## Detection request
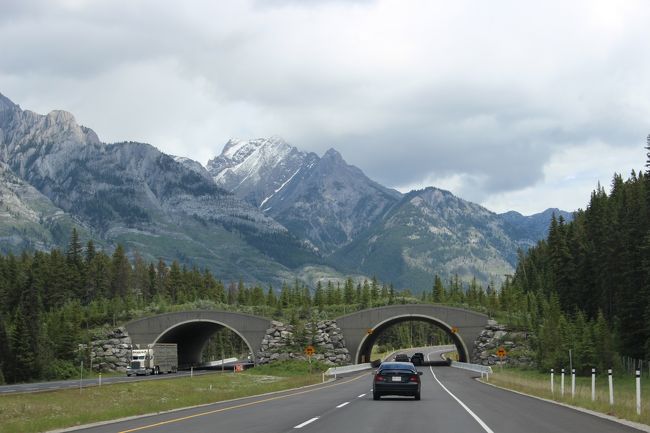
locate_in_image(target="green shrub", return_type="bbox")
[43,359,79,380]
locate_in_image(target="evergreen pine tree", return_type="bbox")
[314,281,325,311]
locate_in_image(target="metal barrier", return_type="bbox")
[325,363,373,377]
[451,360,493,374]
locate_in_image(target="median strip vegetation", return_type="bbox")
[0,361,327,433]
[483,367,650,426]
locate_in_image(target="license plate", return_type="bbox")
[391,376,401,382]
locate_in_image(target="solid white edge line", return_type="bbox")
[336,402,350,408]
[358,393,366,398]
[294,417,319,428]
[427,353,495,433]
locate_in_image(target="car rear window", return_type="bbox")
[379,363,416,373]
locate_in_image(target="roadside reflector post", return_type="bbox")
[591,368,596,401]
[191,366,194,378]
[551,369,554,395]
[637,370,642,415]
[99,372,102,387]
[561,368,565,397]
[571,369,575,399]
[608,369,614,405]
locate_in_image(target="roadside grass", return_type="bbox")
[484,366,650,426]
[371,347,395,361]
[0,364,324,433]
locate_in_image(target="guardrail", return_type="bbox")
[325,363,373,378]
[450,360,493,375]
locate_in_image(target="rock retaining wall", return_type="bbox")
[258,320,350,365]
[90,326,132,372]
[472,320,534,367]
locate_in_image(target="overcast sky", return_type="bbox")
[1,0,649,215]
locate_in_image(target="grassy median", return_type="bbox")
[0,361,328,433]
[484,367,650,426]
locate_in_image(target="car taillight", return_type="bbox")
[409,375,419,382]
[375,374,385,382]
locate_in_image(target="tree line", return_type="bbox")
[509,137,650,369]
[3,137,647,383]
[0,226,527,384]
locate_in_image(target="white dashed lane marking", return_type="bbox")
[294,417,319,428]
[336,402,350,408]
[358,393,366,398]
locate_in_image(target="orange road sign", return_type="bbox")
[305,345,315,356]
[496,347,507,358]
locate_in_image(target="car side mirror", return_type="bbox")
[418,371,423,376]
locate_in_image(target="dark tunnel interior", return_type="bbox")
[156,321,252,368]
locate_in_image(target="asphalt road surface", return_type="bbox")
[0,364,243,395]
[69,346,643,433]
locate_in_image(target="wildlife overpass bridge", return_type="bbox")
[125,305,488,366]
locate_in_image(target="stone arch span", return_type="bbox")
[335,304,488,364]
[125,311,271,368]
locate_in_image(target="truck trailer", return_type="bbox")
[126,343,178,376]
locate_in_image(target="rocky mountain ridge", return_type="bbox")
[0,92,570,289]
[208,137,401,253]
[0,93,318,284]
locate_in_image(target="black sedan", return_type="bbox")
[410,352,425,365]
[373,362,422,400]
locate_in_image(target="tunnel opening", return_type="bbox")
[357,315,469,364]
[154,320,254,369]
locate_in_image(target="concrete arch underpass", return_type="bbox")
[124,305,488,367]
[125,311,271,368]
[355,314,470,363]
[335,304,488,364]
[154,320,252,368]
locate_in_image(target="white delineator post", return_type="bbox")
[561,368,565,397]
[608,369,614,405]
[591,368,596,401]
[636,370,641,415]
[551,369,554,395]
[571,368,575,399]
[99,372,102,387]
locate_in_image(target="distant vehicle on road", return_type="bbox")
[410,352,425,365]
[373,362,422,400]
[394,353,410,362]
[126,343,178,376]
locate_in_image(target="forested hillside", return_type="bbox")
[510,137,650,365]
[2,138,646,384]
[0,227,527,384]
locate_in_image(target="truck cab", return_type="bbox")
[126,349,152,376]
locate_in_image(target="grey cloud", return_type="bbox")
[1,0,649,213]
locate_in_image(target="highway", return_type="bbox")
[0,362,244,395]
[69,346,644,433]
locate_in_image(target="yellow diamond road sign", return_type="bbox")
[497,347,507,358]
[305,345,315,356]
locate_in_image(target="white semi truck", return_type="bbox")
[126,343,178,376]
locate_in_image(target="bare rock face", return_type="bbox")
[208,137,401,255]
[0,93,317,285]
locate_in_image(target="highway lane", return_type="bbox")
[0,368,235,395]
[70,346,644,433]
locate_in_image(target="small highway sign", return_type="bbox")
[305,345,315,356]
[496,347,507,358]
